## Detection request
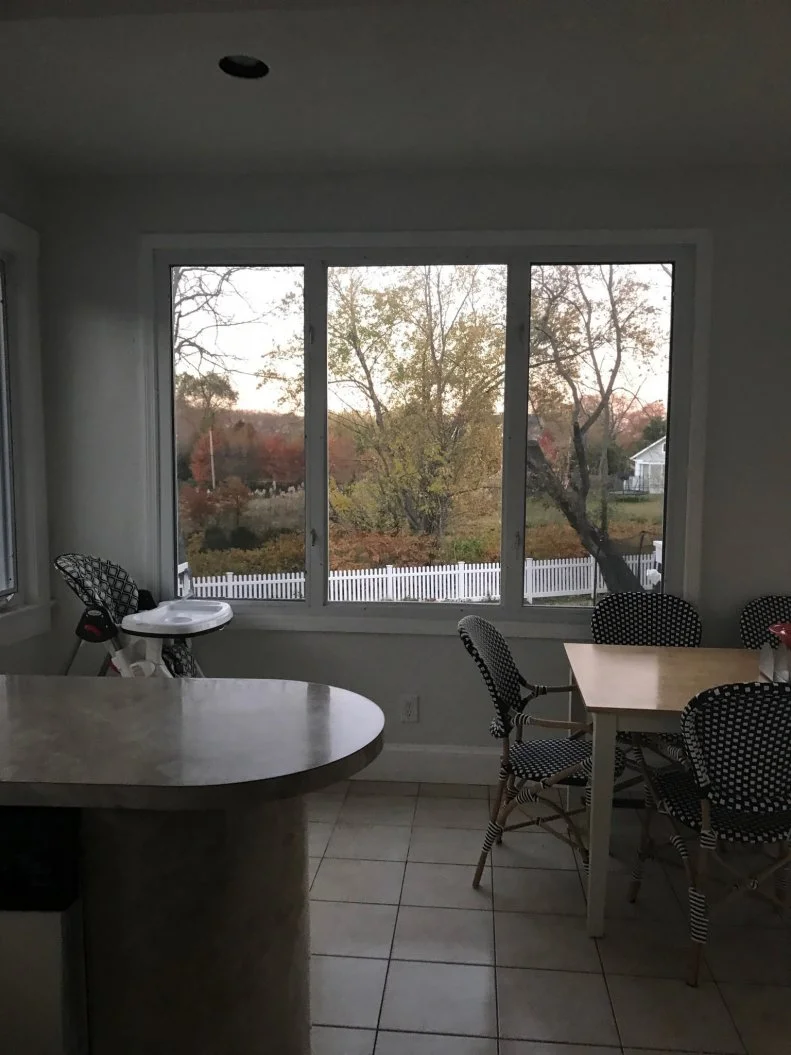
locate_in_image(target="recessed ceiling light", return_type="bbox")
[218,55,270,80]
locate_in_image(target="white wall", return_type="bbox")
[37,165,791,747]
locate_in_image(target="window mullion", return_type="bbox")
[500,262,530,614]
[304,260,328,609]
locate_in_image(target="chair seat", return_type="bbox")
[657,768,791,844]
[508,737,626,786]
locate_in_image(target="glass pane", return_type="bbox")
[172,266,305,600]
[0,263,15,597]
[327,264,506,603]
[524,262,672,606]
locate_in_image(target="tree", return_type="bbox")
[324,265,505,539]
[172,266,267,375]
[526,263,669,592]
[176,371,238,431]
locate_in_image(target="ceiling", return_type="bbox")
[1,0,790,175]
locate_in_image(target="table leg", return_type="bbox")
[587,712,617,937]
[81,797,309,1055]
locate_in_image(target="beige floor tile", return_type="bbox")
[597,917,706,980]
[607,975,744,1053]
[310,901,398,959]
[308,798,345,824]
[379,960,497,1036]
[401,861,493,910]
[311,858,405,905]
[310,955,388,1029]
[375,1032,497,1054]
[349,780,419,797]
[308,782,349,801]
[392,905,495,965]
[492,832,578,870]
[408,826,487,865]
[497,967,619,1045]
[706,926,791,985]
[720,983,791,1055]
[413,797,492,829]
[311,1026,375,1055]
[421,782,490,799]
[494,912,601,972]
[493,868,586,915]
[326,824,411,862]
[338,796,417,827]
[309,857,322,886]
[309,822,335,857]
[501,1045,619,1055]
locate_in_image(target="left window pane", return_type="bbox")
[0,263,15,597]
[172,266,305,600]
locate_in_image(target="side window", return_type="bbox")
[0,262,16,598]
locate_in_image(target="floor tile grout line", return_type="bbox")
[372,819,414,1049]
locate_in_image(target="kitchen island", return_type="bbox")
[0,675,384,1055]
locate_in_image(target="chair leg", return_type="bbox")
[686,830,715,988]
[498,778,517,844]
[629,790,655,903]
[473,817,503,889]
[774,842,790,917]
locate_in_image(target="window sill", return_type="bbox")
[0,601,52,647]
[227,603,594,639]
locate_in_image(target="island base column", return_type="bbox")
[81,797,309,1055]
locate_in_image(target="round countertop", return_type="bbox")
[0,675,384,810]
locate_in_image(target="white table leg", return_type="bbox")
[587,711,617,937]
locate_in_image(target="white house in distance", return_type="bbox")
[627,435,666,493]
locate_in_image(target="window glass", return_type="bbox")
[172,266,305,599]
[524,263,673,605]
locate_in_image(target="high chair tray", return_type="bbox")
[121,600,232,638]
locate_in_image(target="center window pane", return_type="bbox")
[327,264,506,603]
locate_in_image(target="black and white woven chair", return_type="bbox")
[458,615,627,889]
[630,681,791,986]
[592,591,702,765]
[55,553,200,677]
[740,595,791,650]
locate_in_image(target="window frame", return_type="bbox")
[146,231,709,638]
[0,214,50,644]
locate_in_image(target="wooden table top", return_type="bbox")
[565,643,759,714]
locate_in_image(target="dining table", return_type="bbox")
[0,674,384,1055]
[564,643,759,937]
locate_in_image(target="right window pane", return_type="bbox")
[524,262,673,606]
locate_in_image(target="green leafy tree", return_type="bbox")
[325,265,505,539]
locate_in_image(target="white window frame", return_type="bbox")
[0,214,50,645]
[143,230,710,639]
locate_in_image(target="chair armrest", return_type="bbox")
[515,712,591,735]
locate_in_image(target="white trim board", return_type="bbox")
[351,742,501,785]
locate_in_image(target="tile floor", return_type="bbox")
[307,780,790,1055]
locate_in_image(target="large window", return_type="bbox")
[166,243,694,621]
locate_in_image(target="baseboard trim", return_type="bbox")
[352,742,500,785]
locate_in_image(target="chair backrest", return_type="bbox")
[681,682,791,813]
[54,553,139,630]
[740,595,791,650]
[458,615,523,735]
[591,592,702,647]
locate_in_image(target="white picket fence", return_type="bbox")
[186,552,657,604]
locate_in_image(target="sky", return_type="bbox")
[172,262,672,417]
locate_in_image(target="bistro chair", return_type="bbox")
[55,553,202,677]
[592,591,702,765]
[740,595,791,650]
[629,681,791,986]
[458,615,627,888]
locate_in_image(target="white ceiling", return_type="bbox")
[1,0,790,175]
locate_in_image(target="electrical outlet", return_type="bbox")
[399,693,420,723]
